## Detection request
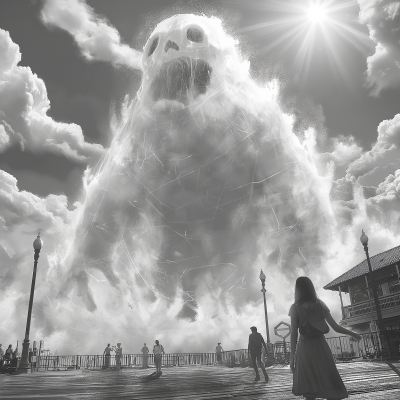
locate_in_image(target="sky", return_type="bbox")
[0,0,399,354]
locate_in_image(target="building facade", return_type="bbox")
[324,245,400,334]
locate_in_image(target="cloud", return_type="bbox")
[367,169,400,233]
[346,113,400,186]
[0,28,105,163]
[0,169,75,346]
[41,0,143,70]
[358,0,400,95]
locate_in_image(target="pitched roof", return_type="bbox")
[324,245,400,291]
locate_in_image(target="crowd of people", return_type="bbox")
[103,340,165,374]
[0,343,19,367]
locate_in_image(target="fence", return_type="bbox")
[30,331,400,371]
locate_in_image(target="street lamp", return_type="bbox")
[18,233,43,373]
[360,230,384,332]
[259,269,271,344]
[259,269,274,365]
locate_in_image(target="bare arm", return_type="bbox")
[325,312,361,340]
[290,313,299,362]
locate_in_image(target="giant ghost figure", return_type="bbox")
[55,14,324,321]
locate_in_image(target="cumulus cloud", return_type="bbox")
[41,0,143,70]
[0,29,104,162]
[0,169,74,346]
[346,113,400,186]
[358,0,400,95]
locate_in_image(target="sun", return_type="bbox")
[239,0,372,81]
[306,4,327,24]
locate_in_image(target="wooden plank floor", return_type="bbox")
[0,361,399,399]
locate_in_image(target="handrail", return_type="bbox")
[25,329,400,372]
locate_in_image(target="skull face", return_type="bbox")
[141,14,229,104]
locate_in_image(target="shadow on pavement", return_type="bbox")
[387,362,400,377]
[142,371,162,382]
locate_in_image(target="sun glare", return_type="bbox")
[239,0,372,81]
[307,5,327,24]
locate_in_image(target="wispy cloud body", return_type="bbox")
[41,0,143,70]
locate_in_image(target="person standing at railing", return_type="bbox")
[141,343,149,368]
[289,276,362,400]
[248,326,269,382]
[103,343,113,370]
[115,343,122,370]
[153,340,164,375]
[215,342,223,365]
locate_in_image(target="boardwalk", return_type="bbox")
[0,361,399,399]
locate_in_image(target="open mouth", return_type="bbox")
[151,56,212,103]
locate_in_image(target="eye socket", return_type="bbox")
[187,27,204,43]
[148,36,159,57]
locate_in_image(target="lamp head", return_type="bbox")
[259,269,266,282]
[33,233,43,250]
[360,229,368,245]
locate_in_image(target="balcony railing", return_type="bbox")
[343,292,400,319]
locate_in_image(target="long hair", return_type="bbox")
[294,277,318,304]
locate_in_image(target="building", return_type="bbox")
[324,245,400,334]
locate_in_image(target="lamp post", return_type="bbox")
[259,269,275,365]
[18,233,43,373]
[360,230,384,332]
[259,269,271,344]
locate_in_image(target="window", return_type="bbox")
[350,282,369,304]
[388,279,400,294]
[368,283,383,298]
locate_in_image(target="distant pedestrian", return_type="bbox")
[248,327,269,382]
[215,342,223,364]
[153,340,164,374]
[141,343,149,368]
[115,343,122,370]
[289,276,361,400]
[4,345,13,361]
[103,343,112,369]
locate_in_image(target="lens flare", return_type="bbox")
[239,0,372,82]
[307,4,327,24]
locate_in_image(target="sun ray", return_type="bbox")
[238,0,371,80]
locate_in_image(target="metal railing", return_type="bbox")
[26,330,400,372]
[343,293,400,319]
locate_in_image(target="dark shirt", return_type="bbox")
[248,332,266,355]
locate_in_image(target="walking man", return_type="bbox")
[141,343,149,368]
[215,342,223,365]
[153,340,165,375]
[248,326,269,382]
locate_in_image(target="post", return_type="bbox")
[363,244,384,330]
[338,285,345,320]
[360,230,385,359]
[18,234,42,373]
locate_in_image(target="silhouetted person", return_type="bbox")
[103,343,112,369]
[4,344,12,361]
[248,327,269,382]
[115,343,122,370]
[141,343,149,368]
[289,276,361,400]
[153,340,164,375]
[215,342,223,364]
